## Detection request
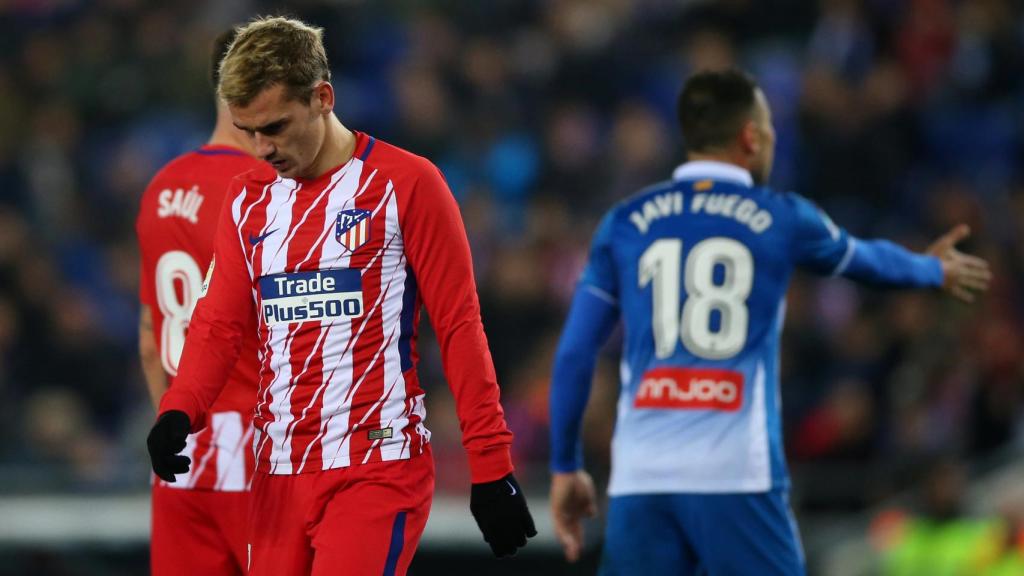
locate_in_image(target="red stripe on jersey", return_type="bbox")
[188,425,219,488]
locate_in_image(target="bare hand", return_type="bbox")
[926,224,992,303]
[550,470,598,563]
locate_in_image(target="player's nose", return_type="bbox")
[253,134,276,159]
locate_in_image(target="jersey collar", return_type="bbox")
[672,160,754,188]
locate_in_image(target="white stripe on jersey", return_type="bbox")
[376,188,410,462]
[261,181,300,473]
[187,429,218,488]
[830,237,857,277]
[278,324,330,466]
[234,180,277,281]
[262,183,300,274]
[744,361,771,492]
[212,411,247,491]
[313,160,369,470]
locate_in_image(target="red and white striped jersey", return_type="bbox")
[137,145,262,492]
[161,132,514,482]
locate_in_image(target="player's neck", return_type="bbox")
[686,151,750,172]
[303,114,355,180]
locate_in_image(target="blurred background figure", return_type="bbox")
[0,1,1022,575]
[868,458,1023,576]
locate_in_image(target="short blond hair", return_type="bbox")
[218,16,331,107]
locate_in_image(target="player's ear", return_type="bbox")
[739,120,760,155]
[311,81,334,115]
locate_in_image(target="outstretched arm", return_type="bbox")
[789,193,990,300]
[837,225,991,300]
[836,238,943,287]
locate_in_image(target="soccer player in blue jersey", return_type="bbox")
[548,69,991,575]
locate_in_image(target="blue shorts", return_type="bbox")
[599,489,805,576]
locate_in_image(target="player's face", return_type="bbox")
[750,89,776,185]
[230,83,328,179]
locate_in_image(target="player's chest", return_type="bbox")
[240,180,405,327]
[242,177,403,276]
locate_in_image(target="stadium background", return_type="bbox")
[1,0,1023,574]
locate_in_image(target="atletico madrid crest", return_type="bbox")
[335,209,372,252]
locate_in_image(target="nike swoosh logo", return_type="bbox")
[248,228,278,246]
[506,480,517,496]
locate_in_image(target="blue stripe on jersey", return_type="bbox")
[383,511,407,576]
[398,266,418,372]
[360,136,377,161]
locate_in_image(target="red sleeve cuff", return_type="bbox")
[467,446,514,484]
[157,394,207,433]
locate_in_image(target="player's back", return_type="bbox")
[137,145,263,490]
[585,161,850,496]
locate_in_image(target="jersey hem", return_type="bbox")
[607,477,778,496]
[256,442,428,475]
[153,481,250,494]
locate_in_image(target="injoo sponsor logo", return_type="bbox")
[634,367,744,411]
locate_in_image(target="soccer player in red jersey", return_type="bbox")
[136,29,263,576]
[145,16,536,575]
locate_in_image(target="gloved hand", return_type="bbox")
[147,410,192,482]
[470,473,537,557]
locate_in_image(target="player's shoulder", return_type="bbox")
[359,133,440,180]
[144,148,262,193]
[142,150,201,195]
[608,178,680,220]
[764,188,822,218]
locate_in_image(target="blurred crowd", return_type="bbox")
[0,0,1022,527]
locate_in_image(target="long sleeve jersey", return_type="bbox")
[550,161,942,495]
[160,132,513,482]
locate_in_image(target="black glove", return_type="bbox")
[470,473,537,557]
[147,410,192,482]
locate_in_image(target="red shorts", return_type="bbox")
[248,449,434,576]
[151,483,248,576]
